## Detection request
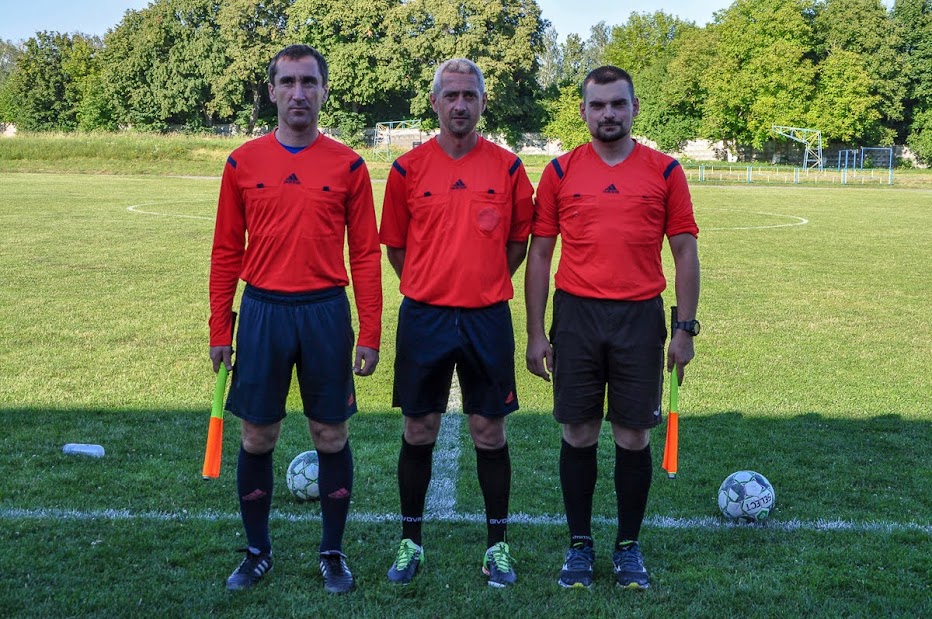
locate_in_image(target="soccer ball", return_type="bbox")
[286,450,320,501]
[717,470,776,523]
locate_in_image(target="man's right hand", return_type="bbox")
[210,345,233,373]
[525,332,554,382]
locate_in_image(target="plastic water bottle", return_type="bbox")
[62,443,105,458]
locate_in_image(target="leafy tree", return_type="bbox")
[383,0,547,147]
[603,11,689,76]
[893,0,932,148]
[602,11,698,152]
[289,0,402,145]
[214,0,292,134]
[0,39,20,87]
[65,34,113,131]
[541,83,589,150]
[537,24,563,91]
[3,32,102,131]
[815,0,906,140]
[557,24,607,88]
[906,107,932,163]
[807,48,882,142]
[0,39,22,122]
[101,0,227,131]
[586,22,610,67]
[699,0,818,151]
[559,33,590,87]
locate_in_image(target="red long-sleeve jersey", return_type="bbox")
[209,132,382,349]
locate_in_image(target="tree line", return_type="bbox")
[1,0,931,164]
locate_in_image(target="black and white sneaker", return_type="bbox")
[226,548,273,591]
[320,551,356,594]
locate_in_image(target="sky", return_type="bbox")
[2,1,740,44]
[0,0,898,44]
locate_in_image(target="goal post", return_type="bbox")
[372,119,423,161]
[771,125,823,170]
[860,146,894,171]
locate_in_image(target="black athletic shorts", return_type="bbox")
[226,285,357,425]
[392,297,519,418]
[550,290,666,428]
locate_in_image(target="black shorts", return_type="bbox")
[392,298,519,418]
[550,291,666,429]
[226,285,357,425]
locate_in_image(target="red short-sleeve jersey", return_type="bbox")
[380,137,534,307]
[210,132,382,349]
[533,141,698,301]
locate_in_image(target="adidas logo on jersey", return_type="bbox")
[451,179,467,190]
[603,183,619,194]
[284,173,301,185]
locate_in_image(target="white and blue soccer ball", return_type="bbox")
[717,470,775,523]
[286,450,320,502]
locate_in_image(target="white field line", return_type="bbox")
[126,201,212,220]
[1,507,928,534]
[701,207,809,231]
[425,375,462,518]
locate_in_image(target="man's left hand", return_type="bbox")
[354,346,379,376]
[666,329,695,384]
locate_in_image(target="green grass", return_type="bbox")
[4,131,930,188]
[0,131,554,181]
[0,162,930,617]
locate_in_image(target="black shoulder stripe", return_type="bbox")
[227,155,237,169]
[551,159,564,179]
[663,160,680,180]
[350,157,365,172]
[509,157,522,176]
[392,161,407,177]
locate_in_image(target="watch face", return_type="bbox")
[677,320,700,336]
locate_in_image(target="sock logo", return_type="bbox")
[401,516,423,523]
[571,535,593,546]
[241,489,268,502]
[488,517,509,525]
[328,487,351,500]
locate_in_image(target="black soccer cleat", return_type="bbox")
[320,551,356,594]
[226,548,273,591]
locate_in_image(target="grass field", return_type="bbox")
[0,142,930,618]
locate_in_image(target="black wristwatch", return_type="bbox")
[674,319,701,336]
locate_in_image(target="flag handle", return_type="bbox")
[662,306,679,479]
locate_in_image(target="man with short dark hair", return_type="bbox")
[380,58,533,588]
[525,65,700,590]
[210,44,382,594]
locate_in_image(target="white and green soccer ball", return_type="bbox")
[717,470,775,523]
[286,450,320,502]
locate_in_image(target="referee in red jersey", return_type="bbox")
[209,45,382,594]
[525,66,700,591]
[379,58,534,588]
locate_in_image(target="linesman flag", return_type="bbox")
[662,305,680,479]
[202,312,236,479]
[662,367,679,479]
